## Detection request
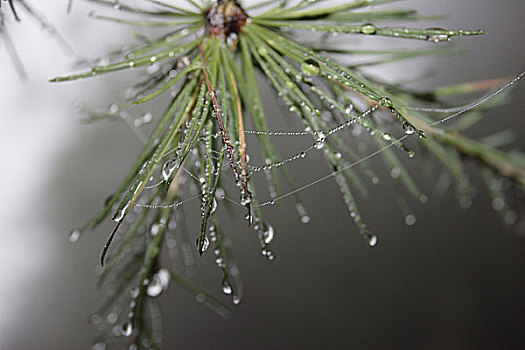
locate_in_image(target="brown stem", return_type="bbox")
[229,71,249,190]
[199,42,252,223]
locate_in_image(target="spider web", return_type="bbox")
[131,72,523,210]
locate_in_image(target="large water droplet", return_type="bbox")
[404,214,417,226]
[150,223,161,236]
[147,268,171,297]
[210,197,218,214]
[69,229,80,242]
[113,208,126,223]
[262,223,274,244]
[361,23,377,35]
[107,104,119,116]
[367,234,378,247]
[122,322,133,337]
[222,279,233,295]
[402,122,415,135]
[162,159,178,181]
[196,236,210,253]
[301,59,320,76]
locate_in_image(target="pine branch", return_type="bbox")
[51,1,525,347]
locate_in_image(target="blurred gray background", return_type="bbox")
[1,0,524,349]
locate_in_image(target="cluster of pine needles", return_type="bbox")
[6,0,516,348]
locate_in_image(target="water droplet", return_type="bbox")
[215,187,225,200]
[301,59,320,76]
[107,104,119,116]
[295,203,310,223]
[147,62,160,74]
[490,179,503,191]
[142,112,152,124]
[427,34,449,43]
[69,229,80,242]
[147,268,171,297]
[403,122,415,135]
[162,159,178,181]
[382,133,392,141]
[105,313,118,324]
[361,24,377,35]
[150,223,161,236]
[210,197,218,214]
[196,236,210,253]
[367,234,378,247]
[92,342,106,350]
[195,293,206,303]
[90,313,102,325]
[262,223,274,244]
[404,214,417,226]
[122,322,133,337]
[257,46,268,56]
[315,132,326,149]
[241,194,252,206]
[261,248,275,260]
[222,279,233,295]
[492,197,505,211]
[390,167,401,179]
[113,207,127,222]
[232,295,241,304]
